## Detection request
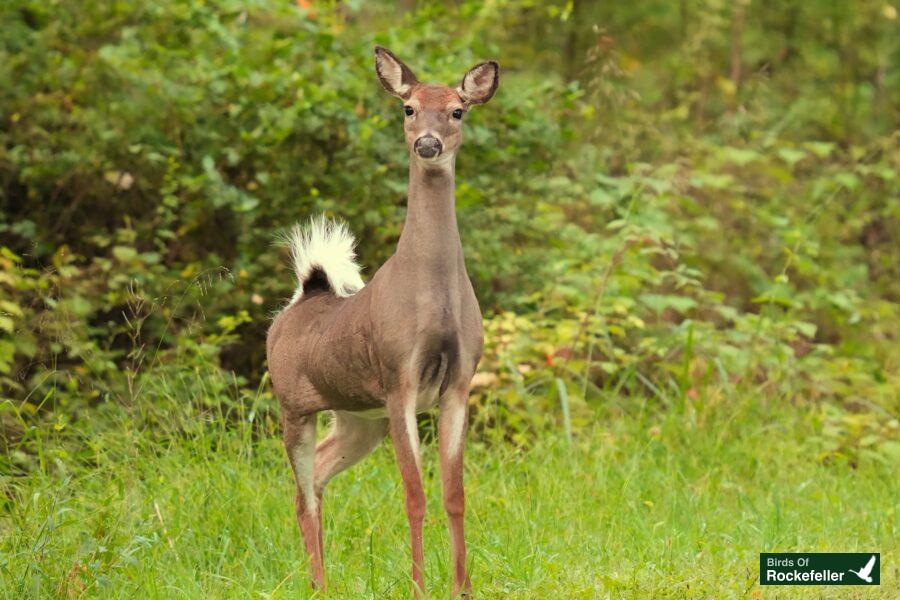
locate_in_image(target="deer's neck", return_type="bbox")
[396,158,462,273]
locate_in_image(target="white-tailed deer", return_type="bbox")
[266,46,499,597]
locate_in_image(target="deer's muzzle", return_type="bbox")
[414,135,443,159]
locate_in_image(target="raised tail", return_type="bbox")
[285,216,364,304]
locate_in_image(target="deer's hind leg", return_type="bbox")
[312,411,388,555]
[314,411,389,493]
[282,411,326,590]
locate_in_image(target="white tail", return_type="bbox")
[286,216,364,303]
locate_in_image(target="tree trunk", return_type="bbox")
[564,0,583,81]
[730,2,746,95]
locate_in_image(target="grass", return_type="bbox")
[2,388,897,599]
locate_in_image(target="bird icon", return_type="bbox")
[848,555,876,583]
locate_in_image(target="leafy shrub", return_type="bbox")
[1,0,897,468]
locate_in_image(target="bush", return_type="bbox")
[1,1,897,469]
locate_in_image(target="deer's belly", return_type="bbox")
[349,390,437,421]
[352,407,389,420]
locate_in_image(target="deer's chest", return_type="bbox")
[413,287,482,392]
[351,259,483,406]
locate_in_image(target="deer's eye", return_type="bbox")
[452,108,464,120]
[404,106,414,116]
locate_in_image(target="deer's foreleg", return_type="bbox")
[439,387,472,596]
[388,397,427,597]
[283,412,325,590]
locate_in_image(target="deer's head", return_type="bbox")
[374,46,499,165]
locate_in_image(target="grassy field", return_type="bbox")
[2,389,897,599]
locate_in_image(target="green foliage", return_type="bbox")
[1,2,898,596]
[1,0,898,469]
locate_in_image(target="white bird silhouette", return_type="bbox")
[848,555,876,583]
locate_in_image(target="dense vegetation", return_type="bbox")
[1,1,898,596]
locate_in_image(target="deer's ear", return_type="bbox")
[374,46,418,100]
[458,60,500,105]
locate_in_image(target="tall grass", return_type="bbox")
[2,374,896,598]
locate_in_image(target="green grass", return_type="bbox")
[2,390,897,599]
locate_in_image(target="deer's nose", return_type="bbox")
[414,135,442,159]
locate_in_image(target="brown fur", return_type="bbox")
[266,46,499,598]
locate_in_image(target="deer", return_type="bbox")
[266,45,499,597]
